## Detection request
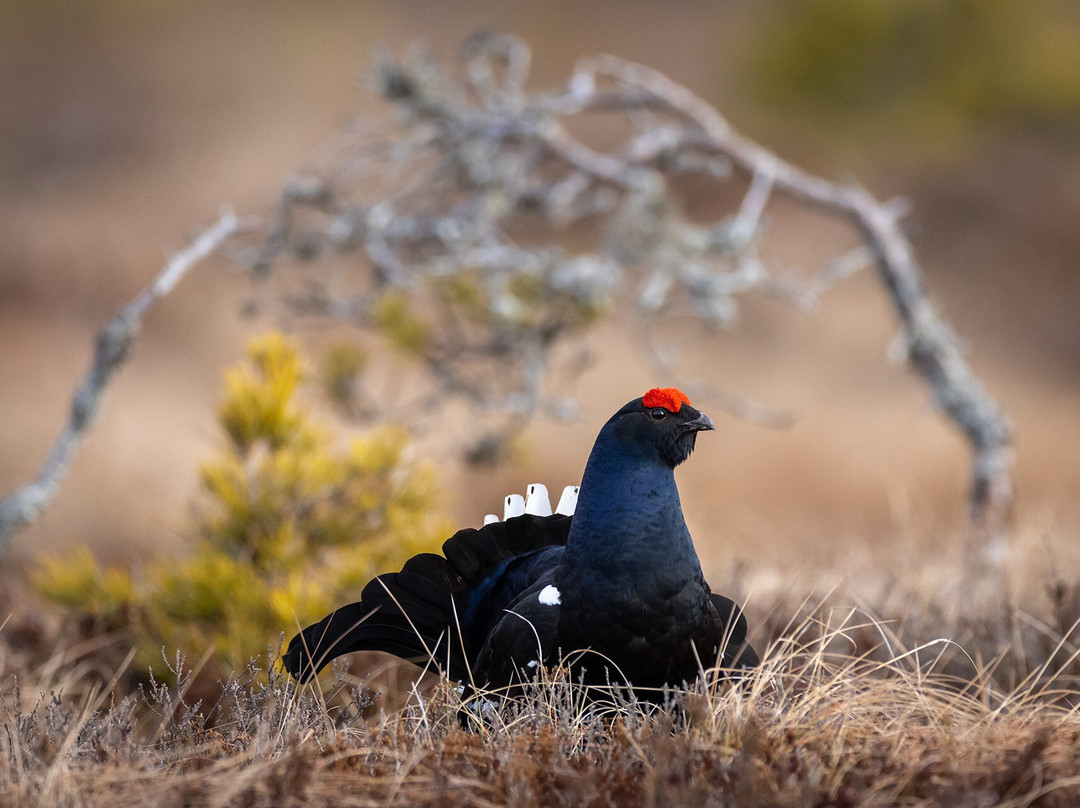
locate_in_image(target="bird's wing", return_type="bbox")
[474,577,562,689]
[460,545,563,650]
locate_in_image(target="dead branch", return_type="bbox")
[0,210,245,559]
[239,34,1012,550]
[573,55,1014,549]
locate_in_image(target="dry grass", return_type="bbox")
[5,544,1080,807]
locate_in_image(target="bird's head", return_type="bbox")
[604,387,715,468]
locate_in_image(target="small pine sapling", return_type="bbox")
[33,333,447,682]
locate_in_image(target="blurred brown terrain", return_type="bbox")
[1,0,1078,584]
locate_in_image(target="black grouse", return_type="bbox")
[283,388,757,696]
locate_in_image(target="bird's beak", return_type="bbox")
[679,411,715,434]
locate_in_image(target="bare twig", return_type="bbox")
[0,210,245,558]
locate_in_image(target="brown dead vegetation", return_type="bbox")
[5,551,1080,808]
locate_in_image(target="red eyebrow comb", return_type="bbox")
[642,387,690,412]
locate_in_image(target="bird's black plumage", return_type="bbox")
[283,389,757,695]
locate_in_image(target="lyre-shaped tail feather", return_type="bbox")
[283,551,470,682]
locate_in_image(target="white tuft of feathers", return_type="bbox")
[485,483,579,525]
[537,584,561,606]
[524,483,552,516]
[503,493,526,520]
[556,485,579,516]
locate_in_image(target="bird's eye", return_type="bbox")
[649,408,667,420]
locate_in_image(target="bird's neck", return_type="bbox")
[563,443,702,576]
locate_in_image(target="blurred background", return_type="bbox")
[2,0,1078,583]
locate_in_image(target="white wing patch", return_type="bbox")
[538,584,561,606]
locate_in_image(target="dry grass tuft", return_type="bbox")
[5,553,1080,807]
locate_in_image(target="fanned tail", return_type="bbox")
[283,513,572,683]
